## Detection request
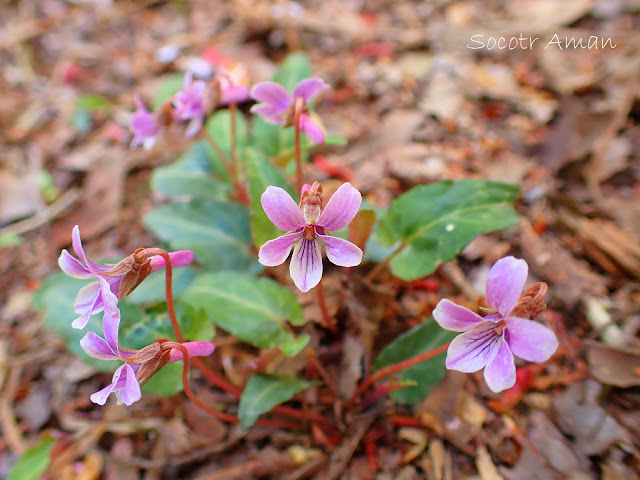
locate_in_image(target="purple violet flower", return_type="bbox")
[58,226,194,350]
[130,94,161,150]
[216,68,250,106]
[250,77,329,144]
[173,72,207,138]
[433,256,559,393]
[81,332,214,406]
[258,182,363,292]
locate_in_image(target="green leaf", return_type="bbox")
[373,319,456,405]
[152,74,184,110]
[183,273,308,356]
[144,199,261,274]
[238,374,319,429]
[142,362,184,396]
[0,233,22,248]
[377,180,520,281]
[126,267,198,306]
[151,142,230,198]
[246,148,295,248]
[8,435,55,480]
[273,52,313,91]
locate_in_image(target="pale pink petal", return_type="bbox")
[433,299,486,332]
[299,114,325,144]
[483,340,516,392]
[317,182,361,232]
[118,364,142,406]
[505,317,558,363]
[250,81,291,110]
[317,233,362,267]
[185,116,204,138]
[445,322,502,372]
[221,85,250,105]
[71,225,109,274]
[249,103,285,124]
[58,249,92,279]
[167,341,216,363]
[292,77,329,102]
[149,250,195,273]
[485,256,528,317]
[258,231,303,266]
[99,277,121,353]
[72,282,102,329]
[80,332,120,361]
[261,186,306,231]
[289,236,322,292]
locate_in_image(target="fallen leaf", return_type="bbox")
[584,340,640,387]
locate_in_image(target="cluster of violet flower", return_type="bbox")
[130,69,329,149]
[58,226,214,406]
[58,69,560,410]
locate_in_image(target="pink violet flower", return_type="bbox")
[81,332,214,406]
[216,67,250,105]
[130,94,161,150]
[433,256,559,393]
[249,77,329,144]
[58,225,194,350]
[173,72,207,138]
[258,182,363,292]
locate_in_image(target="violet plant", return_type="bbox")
[36,52,559,433]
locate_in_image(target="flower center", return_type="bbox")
[493,320,506,336]
[304,225,315,240]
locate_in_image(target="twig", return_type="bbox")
[194,461,262,480]
[0,188,80,237]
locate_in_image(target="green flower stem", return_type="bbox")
[346,341,451,409]
[202,128,250,205]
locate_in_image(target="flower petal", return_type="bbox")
[99,277,121,353]
[505,317,558,363]
[483,340,516,392]
[445,322,502,372]
[485,256,528,317]
[250,81,291,110]
[289,236,322,292]
[58,249,92,279]
[261,186,306,231]
[80,332,120,361]
[185,116,204,138]
[71,225,102,273]
[299,114,325,144]
[249,103,285,124]
[118,364,142,406]
[317,233,362,267]
[433,299,486,332]
[221,85,250,105]
[72,282,102,329]
[259,231,303,266]
[167,341,216,363]
[317,182,361,232]
[292,77,329,102]
[149,250,195,273]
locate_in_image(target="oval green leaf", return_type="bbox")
[183,272,308,356]
[239,374,319,429]
[144,199,261,274]
[377,180,520,281]
[8,436,56,480]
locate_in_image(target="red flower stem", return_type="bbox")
[140,248,241,396]
[141,248,333,427]
[364,242,404,282]
[294,104,303,194]
[346,341,451,409]
[202,128,250,205]
[168,342,239,424]
[316,280,337,333]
